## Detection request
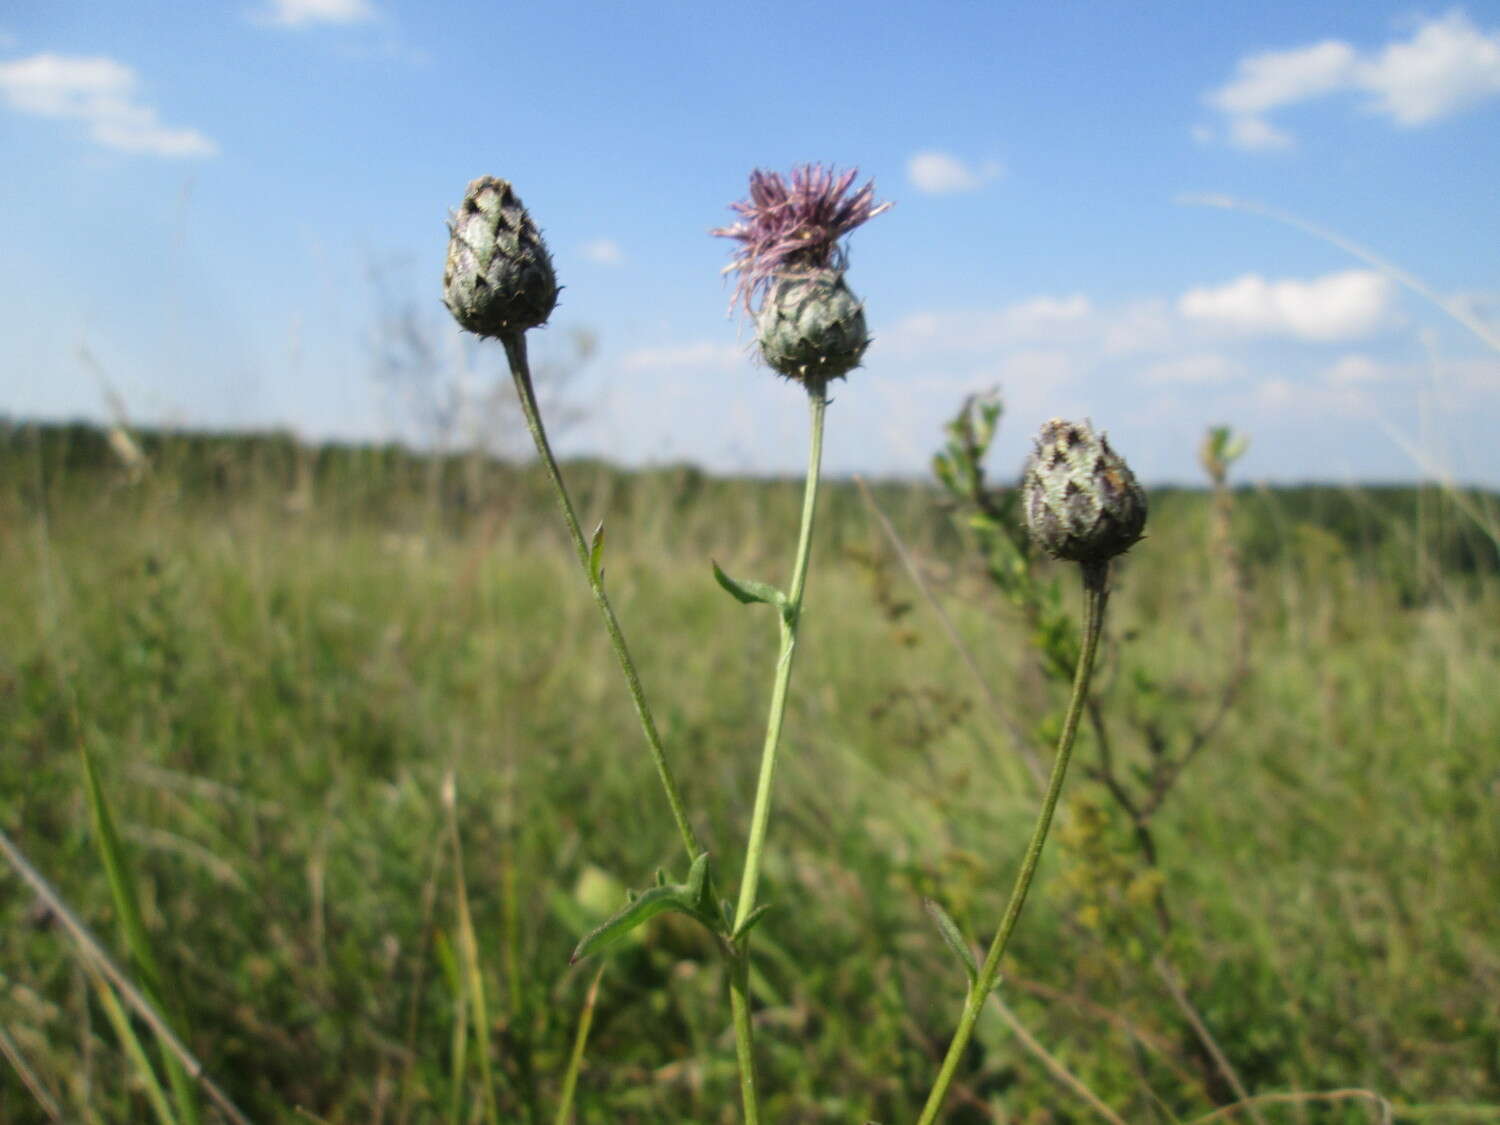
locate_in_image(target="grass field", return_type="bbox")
[1,422,1498,1123]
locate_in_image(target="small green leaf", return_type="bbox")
[711,561,786,608]
[588,521,606,584]
[570,884,685,964]
[731,903,773,942]
[925,899,978,985]
[685,852,710,910]
[932,453,957,495]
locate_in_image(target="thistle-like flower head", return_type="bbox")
[1023,419,1147,565]
[443,176,558,338]
[712,164,891,317]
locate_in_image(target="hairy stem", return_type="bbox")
[916,561,1110,1125]
[501,332,702,863]
[728,384,829,1125]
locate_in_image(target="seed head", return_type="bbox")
[1023,419,1147,565]
[712,164,890,318]
[443,177,558,338]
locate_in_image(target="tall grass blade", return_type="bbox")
[434,930,468,1125]
[0,827,253,1125]
[444,772,502,1125]
[0,1020,66,1123]
[90,969,178,1125]
[80,745,201,1125]
[552,967,605,1125]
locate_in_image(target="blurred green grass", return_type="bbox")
[1,422,1497,1123]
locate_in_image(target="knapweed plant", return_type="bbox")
[441,168,1147,1122]
[933,395,1259,1106]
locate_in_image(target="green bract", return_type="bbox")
[1023,419,1147,565]
[754,269,869,384]
[443,176,558,338]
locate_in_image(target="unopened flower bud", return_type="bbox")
[755,268,869,383]
[443,177,558,338]
[1023,419,1147,564]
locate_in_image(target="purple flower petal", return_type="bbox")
[712,164,891,316]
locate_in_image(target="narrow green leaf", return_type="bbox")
[91,971,178,1125]
[685,852,710,911]
[81,746,201,1125]
[731,903,774,942]
[435,930,467,1125]
[570,884,686,964]
[711,561,786,608]
[924,899,978,985]
[588,521,605,585]
[552,966,605,1125]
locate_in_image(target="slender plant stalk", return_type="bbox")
[0,826,254,1125]
[916,561,1110,1125]
[91,970,179,1125]
[444,777,503,1125]
[728,954,759,1125]
[851,474,1044,788]
[990,994,1128,1125]
[727,384,829,1125]
[553,966,605,1125]
[499,332,702,864]
[0,1022,64,1124]
[1154,955,1266,1125]
[80,745,200,1125]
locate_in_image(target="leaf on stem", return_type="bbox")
[711,561,787,609]
[588,522,606,585]
[924,898,978,986]
[569,855,719,964]
[685,852,711,912]
[731,903,773,942]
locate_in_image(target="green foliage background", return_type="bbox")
[1,422,1497,1123]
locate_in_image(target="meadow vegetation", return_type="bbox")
[1,420,1498,1122]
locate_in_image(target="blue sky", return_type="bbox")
[3,1,1499,484]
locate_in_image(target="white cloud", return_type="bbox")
[1322,354,1389,385]
[906,150,1003,195]
[999,350,1077,390]
[1204,11,1500,149]
[0,53,217,157]
[581,238,624,266]
[1359,10,1500,125]
[618,341,743,375]
[1227,114,1293,151]
[1447,356,1500,391]
[884,294,1092,359]
[1248,375,1373,419]
[1102,300,1175,356]
[1178,270,1395,341]
[1143,353,1239,385]
[258,0,374,26]
[1210,39,1358,116]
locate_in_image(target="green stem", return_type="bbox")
[727,384,829,1125]
[915,560,1110,1125]
[734,386,827,925]
[729,952,759,1125]
[501,332,702,864]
